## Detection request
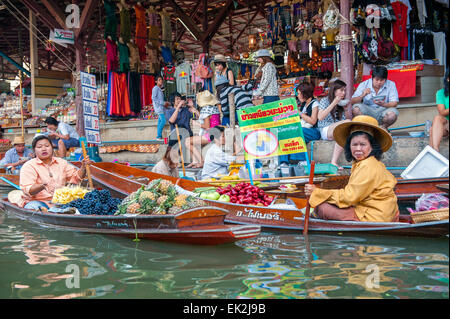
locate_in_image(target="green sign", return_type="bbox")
[237,97,307,160]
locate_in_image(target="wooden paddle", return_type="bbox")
[175,124,186,177]
[80,140,94,189]
[303,161,316,235]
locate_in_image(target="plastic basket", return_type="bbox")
[304,163,338,175]
[410,208,449,224]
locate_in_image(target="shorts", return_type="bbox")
[352,103,399,124]
[53,137,80,149]
[319,125,332,140]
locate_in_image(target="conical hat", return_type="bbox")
[333,115,393,152]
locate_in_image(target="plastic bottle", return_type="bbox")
[425,120,432,137]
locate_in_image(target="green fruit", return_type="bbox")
[206,192,221,200]
[218,195,231,202]
[200,192,208,199]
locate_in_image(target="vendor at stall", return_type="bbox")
[0,136,34,174]
[18,135,92,211]
[304,115,399,222]
[44,117,80,158]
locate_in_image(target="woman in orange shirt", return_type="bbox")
[19,135,93,210]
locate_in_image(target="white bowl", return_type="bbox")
[409,131,424,137]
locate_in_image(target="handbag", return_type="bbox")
[375,28,396,60]
[194,54,213,79]
[358,28,378,63]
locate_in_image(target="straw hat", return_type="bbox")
[8,190,24,205]
[213,54,227,63]
[333,115,393,152]
[13,136,25,145]
[196,90,219,107]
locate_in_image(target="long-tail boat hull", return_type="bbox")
[73,162,448,237]
[0,200,260,245]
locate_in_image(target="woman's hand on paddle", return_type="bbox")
[81,156,93,168]
[304,183,316,196]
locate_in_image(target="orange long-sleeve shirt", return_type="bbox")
[19,157,83,207]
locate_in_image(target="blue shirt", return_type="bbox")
[152,85,165,114]
[352,78,399,108]
[167,106,194,136]
[0,147,33,169]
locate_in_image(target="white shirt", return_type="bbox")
[57,122,79,139]
[201,143,236,180]
[352,78,399,108]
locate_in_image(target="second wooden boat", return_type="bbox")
[75,162,448,237]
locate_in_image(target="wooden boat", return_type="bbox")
[0,174,20,189]
[74,162,448,237]
[0,199,261,245]
[258,175,449,202]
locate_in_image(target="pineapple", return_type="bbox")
[139,191,156,203]
[126,203,141,214]
[159,180,174,194]
[168,206,183,214]
[156,195,168,206]
[174,194,188,208]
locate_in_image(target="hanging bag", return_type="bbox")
[375,28,396,60]
[195,54,213,79]
[359,28,378,63]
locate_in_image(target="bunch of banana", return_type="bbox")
[52,186,90,204]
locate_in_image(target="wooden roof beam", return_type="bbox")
[75,0,100,40]
[40,0,66,29]
[202,0,234,42]
[21,0,61,30]
[166,0,203,41]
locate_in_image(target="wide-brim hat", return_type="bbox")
[13,136,25,145]
[333,115,393,152]
[254,49,272,59]
[196,90,219,107]
[213,54,227,63]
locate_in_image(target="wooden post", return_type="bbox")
[74,40,85,138]
[339,0,354,120]
[29,10,38,114]
[228,92,236,130]
[19,71,24,138]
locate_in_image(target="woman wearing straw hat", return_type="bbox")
[0,136,34,174]
[185,91,221,168]
[252,49,279,104]
[214,54,235,86]
[304,115,399,222]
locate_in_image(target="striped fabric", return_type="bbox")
[218,82,255,116]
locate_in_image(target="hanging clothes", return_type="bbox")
[163,65,177,100]
[106,38,119,75]
[391,1,409,48]
[127,41,140,72]
[413,29,436,60]
[107,72,131,117]
[118,41,130,72]
[175,61,191,95]
[141,74,155,107]
[128,72,142,115]
[144,45,159,74]
[272,40,286,74]
[134,4,147,61]
[148,7,160,49]
[160,10,172,48]
[267,3,282,45]
[293,2,303,38]
[281,4,292,38]
[119,5,131,43]
[432,32,447,70]
[104,0,117,41]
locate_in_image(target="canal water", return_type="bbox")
[0,190,448,299]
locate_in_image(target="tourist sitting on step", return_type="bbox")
[316,79,351,169]
[279,81,321,165]
[185,91,221,169]
[0,136,34,174]
[304,115,399,222]
[429,69,449,152]
[167,92,199,144]
[351,65,399,130]
[44,116,80,158]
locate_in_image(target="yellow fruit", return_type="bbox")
[126,203,141,214]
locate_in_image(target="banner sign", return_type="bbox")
[50,29,74,45]
[237,97,307,160]
[80,72,101,144]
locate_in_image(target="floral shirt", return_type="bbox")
[317,97,346,129]
[253,62,279,97]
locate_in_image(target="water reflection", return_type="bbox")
[0,209,448,299]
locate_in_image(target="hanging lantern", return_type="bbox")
[248,34,257,51]
[242,52,250,59]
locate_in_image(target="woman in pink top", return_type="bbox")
[19,135,93,210]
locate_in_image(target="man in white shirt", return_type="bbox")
[351,66,399,129]
[44,117,80,157]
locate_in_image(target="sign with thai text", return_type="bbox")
[80,72,100,144]
[237,98,307,160]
